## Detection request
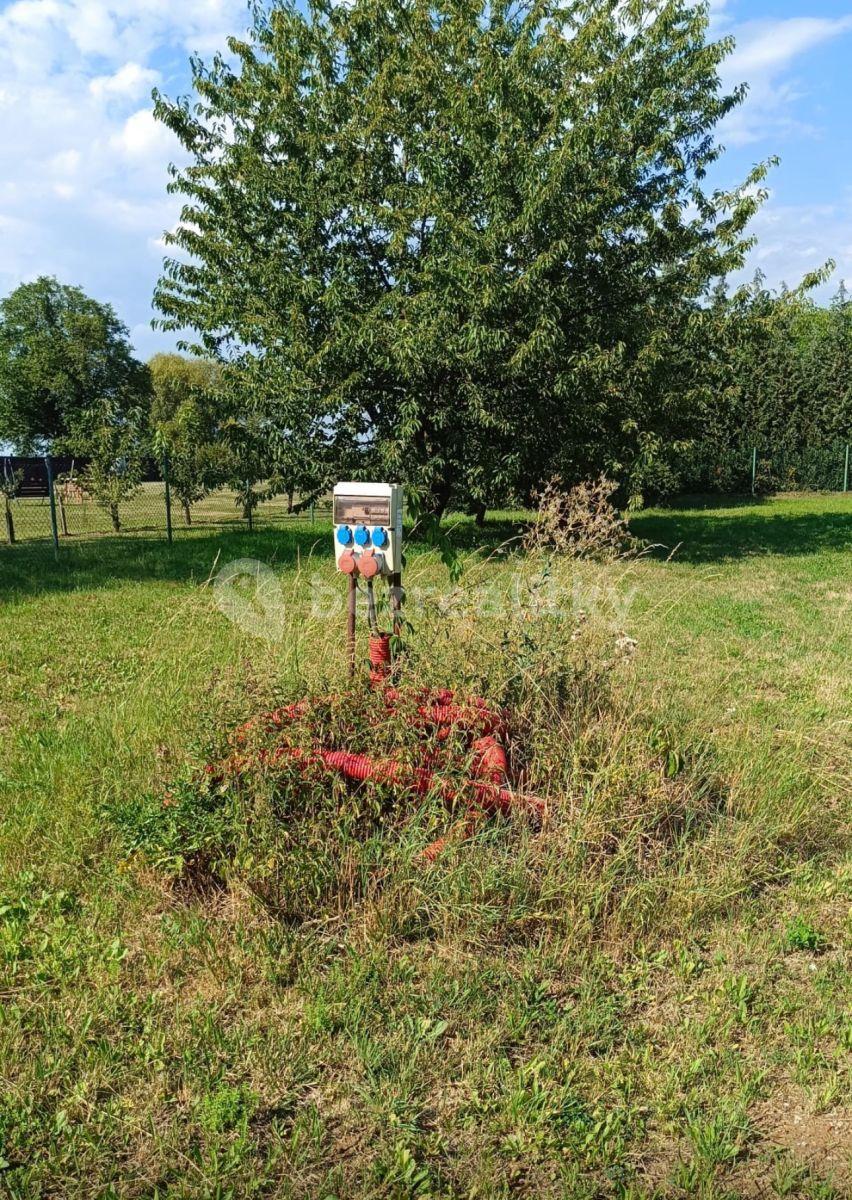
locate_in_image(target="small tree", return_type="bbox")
[221,410,269,530]
[77,401,149,532]
[1,463,22,544]
[149,354,229,524]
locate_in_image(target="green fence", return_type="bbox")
[1,455,332,552]
[666,440,851,497]
[2,444,849,554]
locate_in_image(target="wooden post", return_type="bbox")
[56,486,69,537]
[4,496,15,545]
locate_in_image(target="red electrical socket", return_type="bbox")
[339,549,358,574]
[359,548,382,579]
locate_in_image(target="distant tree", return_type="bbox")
[1,461,22,544]
[813,284,852,444]
[154,0,767,517]
[149,353,230,524]
[76,396,150,532]
[0,277,147,454]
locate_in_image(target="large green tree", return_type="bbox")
[154,0,767,515]
[0,276,148,454]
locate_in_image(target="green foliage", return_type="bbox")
[785,916,827,954]
[0,463,22,501]
[711,274,850,463]
[76,398,149,532]
[643,276,852,500]
[198,1083,256,1136]
[0,276,147,454]
[149,353,231,524]
[1,463,23,544]
[154,0,765,515]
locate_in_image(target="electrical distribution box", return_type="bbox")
[333,482,402,578]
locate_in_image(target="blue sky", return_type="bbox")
[0,0,851,361]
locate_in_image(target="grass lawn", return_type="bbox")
[0,494,850,1198]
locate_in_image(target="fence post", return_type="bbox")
[44,455,60,562]
[163,451,173,545]
[844,444,850,493]
[310,501,315,525]
[751,447,757,496]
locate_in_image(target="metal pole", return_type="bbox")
[347,573,357,680]
[163,451,173,545]
[844,444,850,493]
[44,455,60,562]
[751,447,757,496]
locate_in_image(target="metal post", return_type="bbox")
[391,571,403,640]
[844,444,850,493]
[44,455,60,562]
[347,573,357,680]
[751,447,757,496]
[163,451,173,545]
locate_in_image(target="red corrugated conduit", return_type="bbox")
[218,634,545,861]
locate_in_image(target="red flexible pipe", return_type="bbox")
[216,645,544,860]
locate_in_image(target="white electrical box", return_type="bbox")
[333,482,403,578]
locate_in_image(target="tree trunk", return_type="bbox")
[4,500,15,545]
[183,499,192,526]
[109,503,120,532]
[473,501,486,527]
[425,478,453,523]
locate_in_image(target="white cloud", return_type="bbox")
[90,62,160,101]
[49,148,82,175]
[728,17,852,76]
[111,109,177,161]
[729,191,852,299]
[0,0,249,355]
[719,15,852,148]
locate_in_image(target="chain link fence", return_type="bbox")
[1,455,333,550]
[2,443,849,551]
[673,440,851,496]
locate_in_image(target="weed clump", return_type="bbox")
[524,476,643,561]
[110,552,728,951]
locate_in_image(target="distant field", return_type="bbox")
[0,495,849,1198]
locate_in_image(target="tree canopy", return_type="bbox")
[0,276,148,455]
[154,0,768,515]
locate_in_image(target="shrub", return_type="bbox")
[524,476,642,561]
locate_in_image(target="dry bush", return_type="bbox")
[524,475,643,561]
